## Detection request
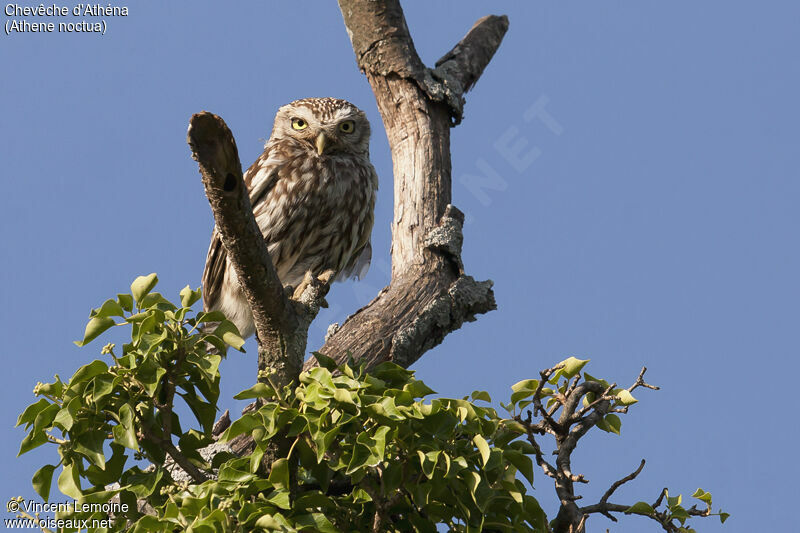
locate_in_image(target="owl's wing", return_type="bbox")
[202,150,280,312]
[337,163,378,282]
[201,227,227,312]
[337,240,372,281]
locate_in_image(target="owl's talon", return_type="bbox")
[292,271,316,300]
[317,269,336,285]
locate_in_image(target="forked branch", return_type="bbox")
[307,1,508,371]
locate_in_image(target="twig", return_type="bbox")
[599,459,646,505]
[629,367,660,393]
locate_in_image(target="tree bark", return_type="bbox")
[188,112,328,390]
[306,1,508,371]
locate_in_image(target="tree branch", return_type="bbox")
[187,112,327,388]
[306,1,506,372]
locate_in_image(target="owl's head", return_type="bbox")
[271,97,371,156]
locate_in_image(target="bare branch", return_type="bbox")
[303,2,506,371]
[629,366,660,393]
[652,488,669,509]
[533,365,564,433]
[598,459,646,506]
[434,14,510,123]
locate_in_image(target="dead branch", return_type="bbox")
[306,1,507,372]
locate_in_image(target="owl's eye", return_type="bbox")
[291,118,308,131]
[338,120,355,134]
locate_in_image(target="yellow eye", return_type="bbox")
[339,120,355,134]
[291,118,307,131]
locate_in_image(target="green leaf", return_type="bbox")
[91,374,115,405]
[346,444,373,475]
[32,464,56,502]
[179,285,202,308]
[470,390,491,403]
[602,413,621,435]
[112,404,138,450]
[315,427,341,463]
[30,405,59,436]
[510,379,539,404]
[583,372,610,389]
[35,376,64,398]
[57,463,82,499]
[140,292,174,310]
[366,397,405,421]
[94,299,125,318]
[382,463,403,494]
[500,419,526,435]
[196,310,226,323]
[74,316,116,346]
[73,431,107,469]
[311,351,338,371]
[131,273,158,305]
[18,430,48,455]
[293,512,338,533]
[692,488,712,505]
[78,488,121,506]
[53,398,79,431]
[615,389,638,406]
[124,466,164,499]
[372,362,414,386]
[234,383,276,400]
[667,493,682,509]
[181,388,217,434]
[68,360,109,387]
[371,425,390,460]
[16,398,51,428]
[504,449,534,485]
[255,512,292,529]
[550,357,590,383]
[85,443,127,487]
[333,388,355,405]
[213,320,245,351]
[117,293,134,312]
[625,501,655,516]
[268,458,290,489]
[720,512,730,524]
[464,470,481,498]
[403,379,437,398]
[671,505,690,524]
[473,434,491,467]
[135,357,167,396]
[218,414,260,443]
[417,450,441,479]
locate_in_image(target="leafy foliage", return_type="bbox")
[16,276,726,532]
[16,275,242,531]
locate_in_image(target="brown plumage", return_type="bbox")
[202,98,378,339]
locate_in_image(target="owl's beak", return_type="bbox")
[315,133,328,155]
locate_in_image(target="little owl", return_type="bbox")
[202,97,378,339]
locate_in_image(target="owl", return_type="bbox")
[202,97,378,339]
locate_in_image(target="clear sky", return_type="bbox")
[2,2,798,531]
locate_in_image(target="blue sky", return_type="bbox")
[2,2,798,531]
